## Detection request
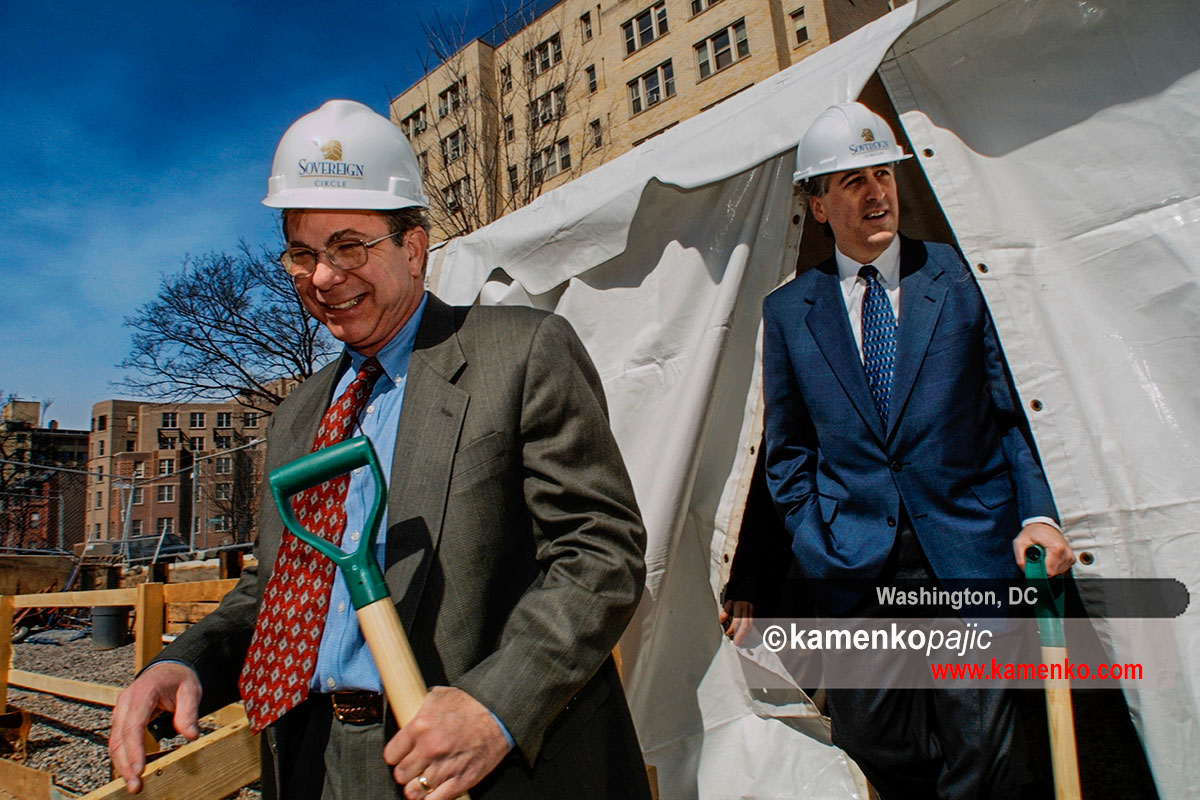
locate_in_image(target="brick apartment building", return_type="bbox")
[85,399,267,555]
[0,399,89,551]
[391,0,902,240]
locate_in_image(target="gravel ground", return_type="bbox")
[7,631,261,799]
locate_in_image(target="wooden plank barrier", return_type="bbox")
[0,579,257,800]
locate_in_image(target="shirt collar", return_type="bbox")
[834,235,902,288]
[346,291,429,381]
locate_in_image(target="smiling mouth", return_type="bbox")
[865,209,889,220]
[325,296,364,311]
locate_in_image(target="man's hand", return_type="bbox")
[720,599,755,646]
[108,662,203,793]
[384,686,509,799]
[1013,521,1075,576]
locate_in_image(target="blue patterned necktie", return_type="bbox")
[860,265,896,425]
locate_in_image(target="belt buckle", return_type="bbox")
[329,691,383,724]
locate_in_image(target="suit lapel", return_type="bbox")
[384,296,469,631]
[805,262,886,443]
[889,239,947,439]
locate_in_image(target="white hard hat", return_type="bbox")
[793,102,911,184]
[263,100,429,210]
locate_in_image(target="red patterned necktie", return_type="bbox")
[239,358,383,733]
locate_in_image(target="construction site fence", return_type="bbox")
[0,580,258,800]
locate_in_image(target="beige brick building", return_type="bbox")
[85,399,267,556]
[391,0,901,241]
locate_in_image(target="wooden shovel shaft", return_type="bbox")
[356,598,471,799]
[1041,644,1081,800]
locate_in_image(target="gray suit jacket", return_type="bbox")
[155,296,649,797]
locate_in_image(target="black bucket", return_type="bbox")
[91,606,131,650]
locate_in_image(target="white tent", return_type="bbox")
[432,1,1200,796]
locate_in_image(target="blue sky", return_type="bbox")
[0,1,506,431]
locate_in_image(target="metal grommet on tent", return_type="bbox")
[1030,399,1044,412]
[977,263,989,274]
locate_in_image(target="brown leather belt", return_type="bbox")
[325,690,384,724]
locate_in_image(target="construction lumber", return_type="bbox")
[13,589,136,609]
[160,580,237,604]
[76,717,259,800]
[0,757,56,800]
[0,596,13,710]
[133,584,164,673]
[6,671,122,707]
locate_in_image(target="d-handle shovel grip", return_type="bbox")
[268,436,390,609]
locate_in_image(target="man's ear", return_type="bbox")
[808,195,828,224]
[404,227,429,276]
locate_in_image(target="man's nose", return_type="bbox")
[864,175,887,200]
[309,256,345,290]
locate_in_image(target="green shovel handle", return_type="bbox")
[269,436,390,609]
[1024,544,1067,648]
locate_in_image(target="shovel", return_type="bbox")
[1024,545,1081,800]
[270,435,469,799]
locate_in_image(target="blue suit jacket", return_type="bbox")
[762,237,1057,611]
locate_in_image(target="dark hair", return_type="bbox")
[798,173,833,200]
[280,206,430,241]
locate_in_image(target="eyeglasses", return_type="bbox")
[279,231,403,278]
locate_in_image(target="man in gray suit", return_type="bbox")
[109,100,650,800]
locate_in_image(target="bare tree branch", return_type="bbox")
[116,243,337,411]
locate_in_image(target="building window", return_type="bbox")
[156,517,174,536]
[216,411,232,428]
[508,165,519,195]
[127,415,138,431]
[159,458,174,476]
[157,484,176,503]
[158,435,177,450]
[790,7,809,44]
[133,461,145,477]
[500,64,512,93]
[213,515,230,531]
[504,114,515,142]
[416,151,428,173]
[189,412,205,428]
[215,483,232,500]
[98,440,105,456]
[580,11,593,40]
[525,33,563,79]
[437,79,466,119]
[628,60,675,114]
[129,519,143,536]
[401,105,428,137]
[189,436,205,451]
[215,456,232,475]
[161,412,177,428]
[531,138,571,183]
[242,412,259,428]
[623,3,668,56]
[133,487,145,505]
[586,64,598,94]
[530,84,567,131]
[97,415,108,431]
[590,119,603,149]
[95,491,103,509]
[214,434,231,449]
[691,0,722,14]
[443,177,469,212]
[695,18,750,79]
[440,127,467,166]
[126,440,135,452]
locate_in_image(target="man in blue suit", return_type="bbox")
[760,103,1074,798]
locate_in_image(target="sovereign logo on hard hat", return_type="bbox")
[849,127,891,155]
[297,137,365,181]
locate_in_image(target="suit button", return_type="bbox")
[887,517,897,528]
[891,461,903,472]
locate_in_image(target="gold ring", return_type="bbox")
[417,775,431,792]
